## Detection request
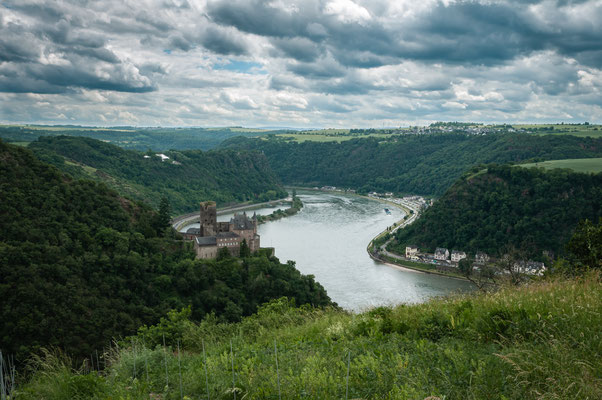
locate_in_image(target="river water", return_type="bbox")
[184,191,473,311]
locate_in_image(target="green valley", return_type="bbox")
[28,136,287,214]
[0,140,331,363]
[222,132,602,196]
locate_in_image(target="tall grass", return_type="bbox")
[13,273,602,399]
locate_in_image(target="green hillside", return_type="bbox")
[520,157,602,173]
[0,140,330,362]
[0,125,278,151]
[28,136,287,214]
[15,274,602,399]
[390,164,602,258]
[221,133,602,196]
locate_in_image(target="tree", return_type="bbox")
[240,239,251,258]
[567,218,602,270]
[458,257,473,277]
[152,196,171,234]
[217,246,231,260]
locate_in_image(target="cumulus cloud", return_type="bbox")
[0,0,600,126]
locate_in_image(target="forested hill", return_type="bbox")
[0,140,331,362]
[28,136,287,214]
[390,164,602,259]
[221,133,602,196]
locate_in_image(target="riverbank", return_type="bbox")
[256,195,303,224]
[363,195,474,282]
[171,197,291,231]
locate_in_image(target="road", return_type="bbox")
[171,197,292,231]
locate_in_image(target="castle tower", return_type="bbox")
[200,201,217,236]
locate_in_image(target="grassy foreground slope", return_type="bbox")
[28,136,287,214]
[17,274,602,399]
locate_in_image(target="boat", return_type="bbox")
[384,208,391,215]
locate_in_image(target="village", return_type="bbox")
[403,245,547,276]
[363,192,549,278]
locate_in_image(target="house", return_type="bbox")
[405,245,419,258]
[475,251,490,265]
[451,250,467,263]
[513,261,547,276]
[434,247,449,261]
[155,153,170,161]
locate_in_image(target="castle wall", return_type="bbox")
[196,245,218,259]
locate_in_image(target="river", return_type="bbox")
[184,190,474,311]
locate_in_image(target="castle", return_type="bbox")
[184,201,260,259]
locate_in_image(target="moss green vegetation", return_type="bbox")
[518,123,602,138]
[519,157,602,173]
[276,132,395,142]
[0,140,330,363]
[0,125,281,151]
[28,136,287,214]
[390,165,602,259]
[222,133,602,196]
[14,273,602,399]
[256,194,304,224]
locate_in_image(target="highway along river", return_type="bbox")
[185,190,474,311]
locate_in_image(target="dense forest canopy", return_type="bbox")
[390,165,602,259]
[28,136,287,214]
[0,140,331,362]
[221,133,602,196]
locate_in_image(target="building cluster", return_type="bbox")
[183,201,261,259]
[405,246,547,276]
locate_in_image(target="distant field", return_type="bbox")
[276,133,395,142]
[518,124,602,138]
[520,158,602,173]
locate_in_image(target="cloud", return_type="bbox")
[0,0,600,126]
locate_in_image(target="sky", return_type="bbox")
[1,0,601,128]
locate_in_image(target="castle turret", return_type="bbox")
[200,201,217,236]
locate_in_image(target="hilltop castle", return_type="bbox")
[184,201,260,259]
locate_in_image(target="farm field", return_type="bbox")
[520,157,602,173]
[275,132,396,142]
[517,124,602,138]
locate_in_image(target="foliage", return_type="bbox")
[390,165,602,259]
[256,194,304,224]
[221,132,602,196]
[14,273,602,399]
[0,141,330,363]
[519,157,602,173]
[28,136,287,213]
[0,125,281,151]
[566,218,602,270]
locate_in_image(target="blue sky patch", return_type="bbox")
[214,60,266,74]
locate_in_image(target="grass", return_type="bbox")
[519,158,602,173]
[518,124,602,138]
[276,133,396,143]
[14,273,602,399]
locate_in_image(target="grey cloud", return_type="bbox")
[200,26,248,55]
[207,0,602,70]
[0,0,157,94]
[287,55,346,79]
[271,37,321,62]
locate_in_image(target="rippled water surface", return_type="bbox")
[256,191,474,310]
